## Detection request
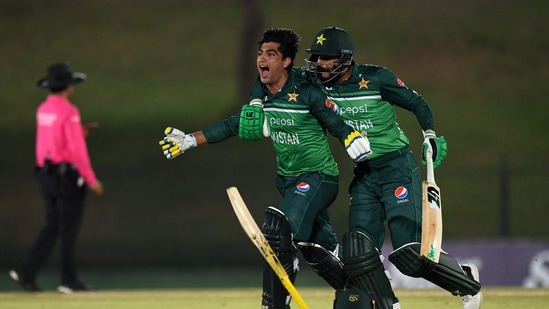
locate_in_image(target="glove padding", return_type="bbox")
[159,127,197,159]
[239,99,264,141]
[344,131,372,162]
[422,129,447,169]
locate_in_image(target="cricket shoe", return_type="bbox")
[9,269,41,292]
[58,281,94,294]
[460,263,482,309]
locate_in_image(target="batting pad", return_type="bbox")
[298,242,347,290]
[389,242,481,296]
[261,207,297,309]
[342,231,397,309]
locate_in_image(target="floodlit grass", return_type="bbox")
[0,288,548,309]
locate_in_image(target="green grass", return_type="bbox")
[1,288,548,309]
[2,269,548,308]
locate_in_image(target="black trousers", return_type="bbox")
[22,165,87,284]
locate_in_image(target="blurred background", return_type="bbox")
[0,0,547,290]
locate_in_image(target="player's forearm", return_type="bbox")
[192,131,207,146]
[202,114,240,143]
[312,103,353,142]
[414,104,435,131]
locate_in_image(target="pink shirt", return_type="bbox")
[35,94,97,185]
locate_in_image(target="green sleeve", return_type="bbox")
[304,84,354,143]
[378,67,434,130]
[202,114,240,143]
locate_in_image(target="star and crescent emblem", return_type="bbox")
[316,34,327,45]
[359,77,370,89]
[288,91,299,102]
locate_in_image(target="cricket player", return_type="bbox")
[303,27,482,309]
[159,28,371,309]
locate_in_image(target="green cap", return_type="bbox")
[306,26,354,57]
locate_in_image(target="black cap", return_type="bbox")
[37,62,86,89]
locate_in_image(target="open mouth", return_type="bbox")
[260,65,269,78]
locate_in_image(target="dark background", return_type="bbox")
[0,0,547,277]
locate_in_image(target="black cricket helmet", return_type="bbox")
[305,26,354,84]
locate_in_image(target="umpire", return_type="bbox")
[9,62,104,293]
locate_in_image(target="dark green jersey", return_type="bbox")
[203,69,354,177]
[301,63,434,160]
[257,71,356,176]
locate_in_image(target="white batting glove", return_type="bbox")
[159,127,197,159]
[344,131,372,162]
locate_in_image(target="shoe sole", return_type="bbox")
[58,284,92,294]
[9,270,19,282]
[58,286,76,294]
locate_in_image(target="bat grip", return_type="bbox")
[426,146,435,183]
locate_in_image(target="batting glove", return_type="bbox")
[422,129,447,169]
[159,127,197,159]
[344,131,372,162]
[239,99,264,141]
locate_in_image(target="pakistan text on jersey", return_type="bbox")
[345,119,373,131]
[270,131,300,145]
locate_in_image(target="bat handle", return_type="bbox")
[426,145,435,183]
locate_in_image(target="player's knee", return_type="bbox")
[342,231,397,309]
[261,206,293,252]
[342,231,381,276]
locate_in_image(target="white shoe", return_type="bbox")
[460,264,482,309]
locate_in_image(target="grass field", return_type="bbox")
[1,288,548,309]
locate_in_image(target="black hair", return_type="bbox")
[258,28,301,70]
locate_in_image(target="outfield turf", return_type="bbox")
[1,288,548,309]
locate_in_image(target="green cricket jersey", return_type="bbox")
[203,69,354,177]
[303,62,434,160]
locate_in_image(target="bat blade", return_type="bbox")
[420,179,443,263]
[420,143,443,263]
[226,187,309,309]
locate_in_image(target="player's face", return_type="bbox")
[257,42,290,93]
[316,56,339,81]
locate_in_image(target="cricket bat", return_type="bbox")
[226,187,309,309]
[420,146,443,263]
